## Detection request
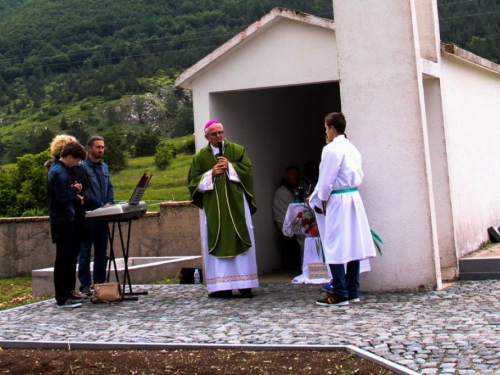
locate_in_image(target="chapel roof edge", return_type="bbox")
[175,7,335,89]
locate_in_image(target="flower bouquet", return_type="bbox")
[288,204,319,237]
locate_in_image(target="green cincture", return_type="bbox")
[325,187,384,255]
[330,188,358,194]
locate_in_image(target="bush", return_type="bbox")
[154,141,177,170]
[47,106,60,116]
[178,137,195,155]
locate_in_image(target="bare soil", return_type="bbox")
[0,348,395,374]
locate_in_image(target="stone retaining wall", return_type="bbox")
[0,202,201,278]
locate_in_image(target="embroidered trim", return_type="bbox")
[206,274,258,285]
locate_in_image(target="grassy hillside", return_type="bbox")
[0,0,498,164]
[0,134,194,217]
[0,0,334,163]
[113,136,194,208]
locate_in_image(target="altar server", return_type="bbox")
[309,112,376,306]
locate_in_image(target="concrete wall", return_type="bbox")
[0,202,201,278]
[332,0,442,291]
[414,0,440,62]
[440,53,500,257]
[423,77,457,279]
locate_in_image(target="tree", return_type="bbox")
[164,95,178,117]
[172,106,194,137]
[178,137,195,155]
[60,116,69,130]
[154,140,177,170]
[103,126,127,173]
[33,127,55,154]
[0,150,51,217]
[134,128,160,156]
[67,121,90,144]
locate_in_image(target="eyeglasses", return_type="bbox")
[209,131,224,137]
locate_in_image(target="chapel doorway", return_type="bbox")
[209,81,341,273]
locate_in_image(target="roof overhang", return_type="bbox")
[175,7,335,89]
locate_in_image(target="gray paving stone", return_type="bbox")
[2,280,500,373]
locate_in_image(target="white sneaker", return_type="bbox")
[57,299,82,308]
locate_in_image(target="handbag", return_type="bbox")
[91,282,122,303]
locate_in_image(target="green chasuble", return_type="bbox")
[188,140,257,258]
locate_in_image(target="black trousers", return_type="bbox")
[52,223,80,305]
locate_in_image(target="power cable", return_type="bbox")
[0,8,333,66]
[440,10,500,20]
[438,0,476,6]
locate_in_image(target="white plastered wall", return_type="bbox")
[191,17,338,148]
[423,77,457,278]
[188,18,340,272]
[332,0,442,291]
[440,54,500,257]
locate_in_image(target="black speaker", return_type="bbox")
[488,226,500,242]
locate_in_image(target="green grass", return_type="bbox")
[154,277,180,284]
[0,276,50,311]
[0,274,181,310]
[112,135,194,210]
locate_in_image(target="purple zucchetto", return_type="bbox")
[204,120,220,129]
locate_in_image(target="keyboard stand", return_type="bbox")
[106,218,148,301]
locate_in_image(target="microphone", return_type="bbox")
[217,142,223,157]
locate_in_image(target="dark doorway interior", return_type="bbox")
[210,81,341,273]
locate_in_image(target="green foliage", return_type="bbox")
[0,149,51,217]
[103,125,128,173]
[172,106,194,137]
[134,127,160,157]
[438,0,500,63]
[154,140,178,170]
[0,0,496,167]
[66,121,90,144]
[0,0,335,161]
[0,134,195,217]
[112,147,193,205]
[59,115,68,130]
[178,137,196,155]
[33,127,54,154]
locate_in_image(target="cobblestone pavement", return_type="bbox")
[1,280,500,374]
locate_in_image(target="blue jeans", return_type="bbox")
[78,221,109,289]
[328,260,360,298]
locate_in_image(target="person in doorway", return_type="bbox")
[272,165,302,231]
[299,161,319,197]
[309,112,377,306]
[78,136,114,296]
[188,120,259,298]
[47,141,88,308]
[272,165,304,270]
[46,135,92,300]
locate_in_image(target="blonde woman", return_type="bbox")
[47,135,91,300]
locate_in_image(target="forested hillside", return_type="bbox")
[439,0,500,63]
[0,0,498,164]
[0,0,334,163]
